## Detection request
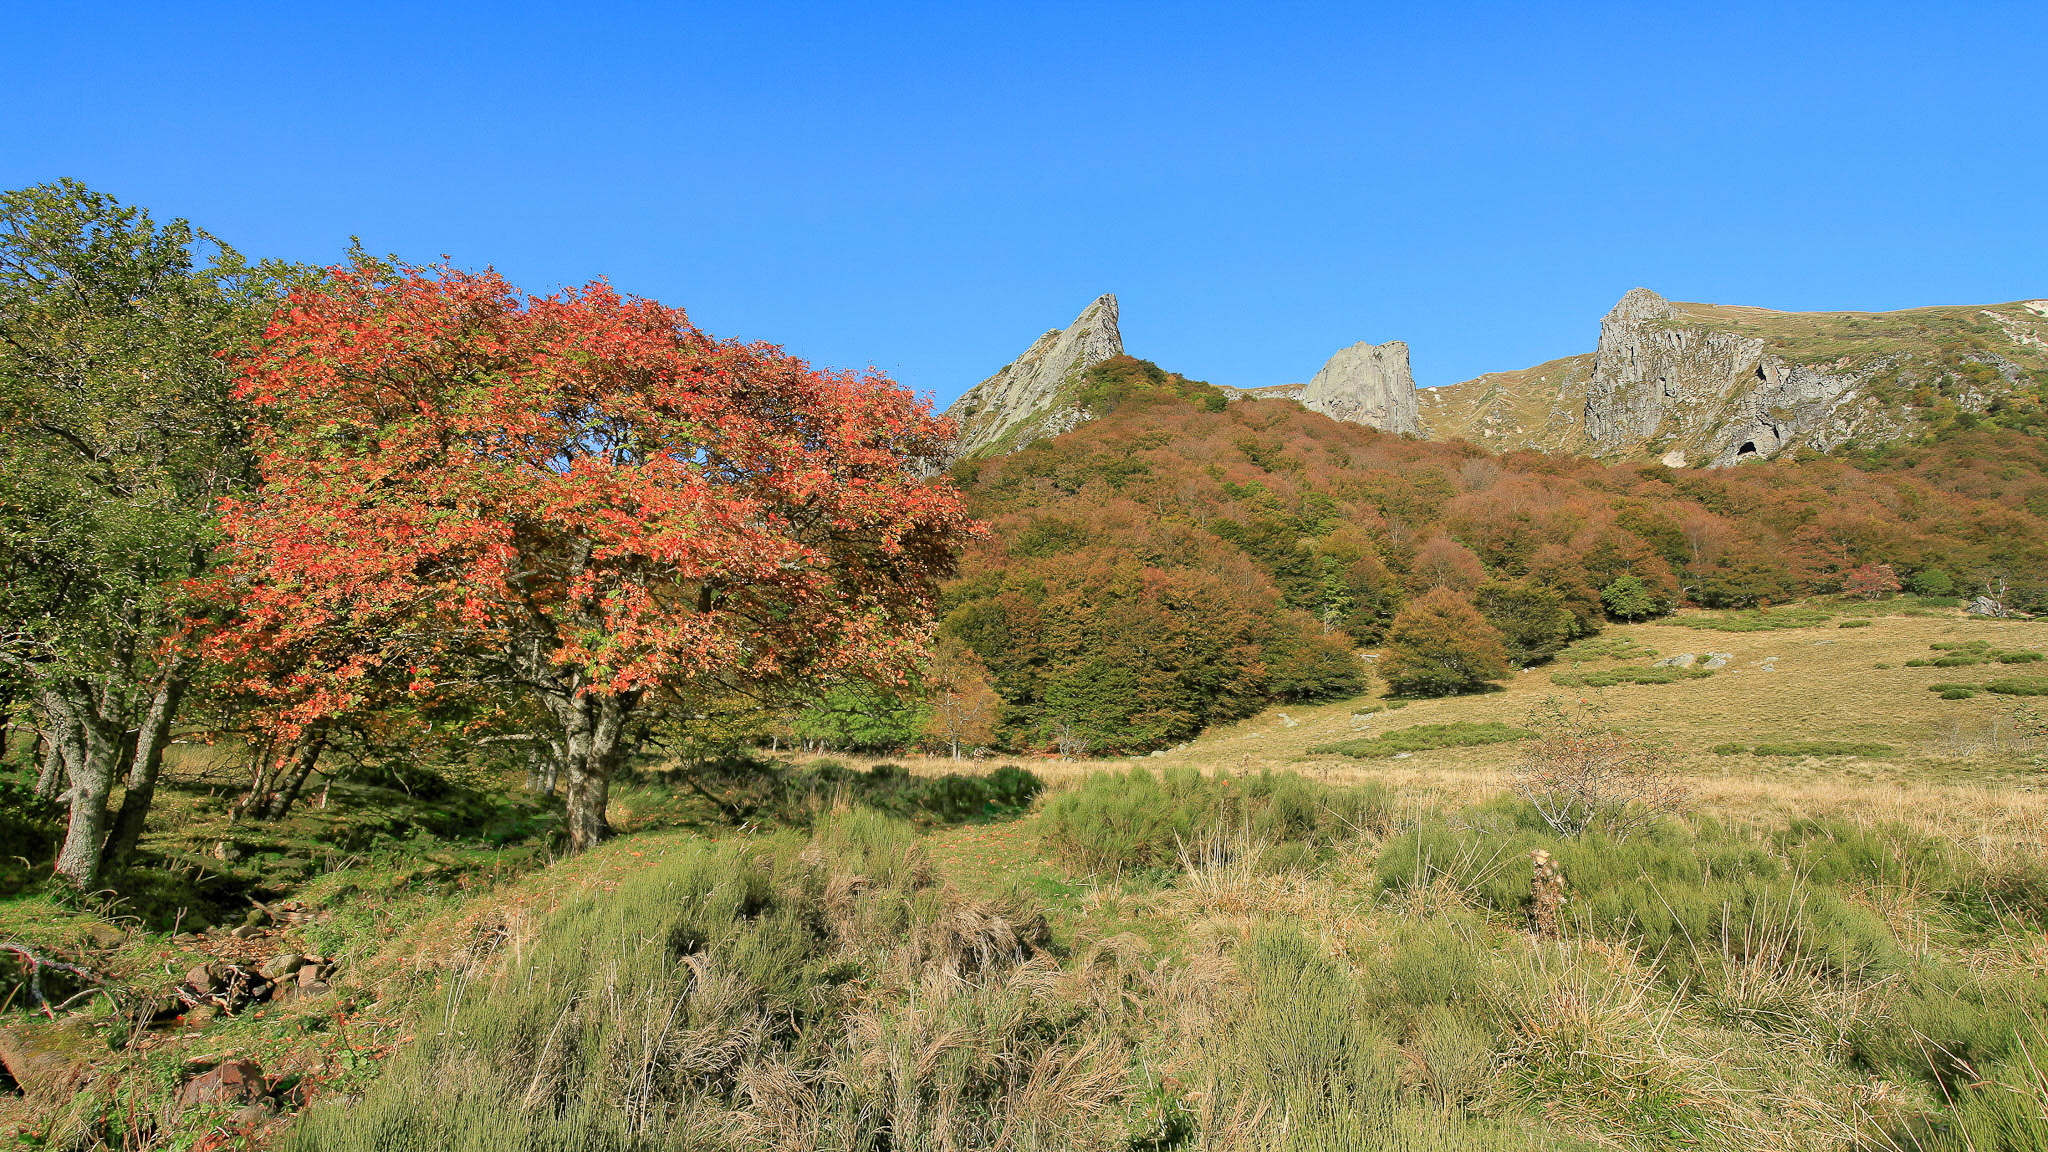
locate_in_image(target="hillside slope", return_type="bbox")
[1421,291,2048,464]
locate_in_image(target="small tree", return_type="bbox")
[922,638,999,759]
[1513,697,1684,841]
[1842,563,1902,600]
[1474,580,1577,667]
[1907,568,1956,597]
[1379,589,1510,697]
[1599,575,1661,622]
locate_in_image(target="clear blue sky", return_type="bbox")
[5,3,2044,402]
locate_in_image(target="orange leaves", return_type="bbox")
[206,254,978,729]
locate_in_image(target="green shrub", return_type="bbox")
[1711,743,1747,755]
[1748,741,1895,758]
[1311,721,1533,759]
[1986,677,2048,696]
[1838,619,1873,628]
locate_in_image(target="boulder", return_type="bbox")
[175,1058,267,1111]
[184,964,221,994]
[0,1023,93,1097]
[258,954,304,981]
[1701,653,1732,670]
[1653,653,1697,668]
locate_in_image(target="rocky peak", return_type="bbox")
[942,294,1123,458]
[1299,340,1421,434]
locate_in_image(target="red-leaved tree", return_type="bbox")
[207,258,975,850]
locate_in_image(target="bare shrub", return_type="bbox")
[1513,697,1686,840]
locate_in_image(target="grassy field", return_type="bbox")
[6,606,2048,1150]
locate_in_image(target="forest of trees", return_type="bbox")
[937,355,2048,751]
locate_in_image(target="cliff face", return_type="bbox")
[1299,340,1421,434]
[941,295,1123,458]
[1419,290,2048,465]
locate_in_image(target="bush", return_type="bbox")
[1380,588,1511,697]
[1512,699,1684,840]
[1311,721,1534,759]
[1838,619,1872,629]
[1987,677,2048,696]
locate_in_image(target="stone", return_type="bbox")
[298,963,327,989]
[258,954,304,981]
[1701,653,1732,670]
[243,907,271,928]
[175,1058,267,1111]
[230,924,260,939]
[185,964,221,993]
[942,294,1124,458]
[1653,653,1697,668]
[1298,340,1421,434]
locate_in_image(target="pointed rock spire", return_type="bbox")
[942,294,1123,458]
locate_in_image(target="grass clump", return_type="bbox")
[1838,619,1873,628]
[1311,721,1533,759]
[286,813,1119,1152]
[1985,676,2048,696]
[1039,765,1388,875]
[1550,665,1713,687]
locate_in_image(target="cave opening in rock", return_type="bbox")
[1737,441,1759,456]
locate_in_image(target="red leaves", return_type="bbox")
[207,257,977,727]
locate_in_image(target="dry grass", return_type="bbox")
[869,613,2048,858]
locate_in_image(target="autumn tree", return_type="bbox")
[1379,588,1511,697]
[1842,563,1902,600]
[0,181,271,889]
[922,636,999,758]
[211,257,975,852]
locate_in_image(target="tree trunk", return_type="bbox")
[34,732,67,801]
[52,689,125,890]
[100,664,187,872]
[260,726,328,820]
[543,690,637,854]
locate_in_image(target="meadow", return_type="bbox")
[7,604,2048,1151]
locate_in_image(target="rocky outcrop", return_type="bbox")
[1583,288,1866,465]
[1424,289,2048,465]
[942,295,1123,458]
[1299,340,1421,434]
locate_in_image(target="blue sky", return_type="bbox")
[5,3,2044,403]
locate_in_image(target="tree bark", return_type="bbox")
[260,726,328,820]
[100,662,187,872]
[51,686,125,890]
[543,689,637,854]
